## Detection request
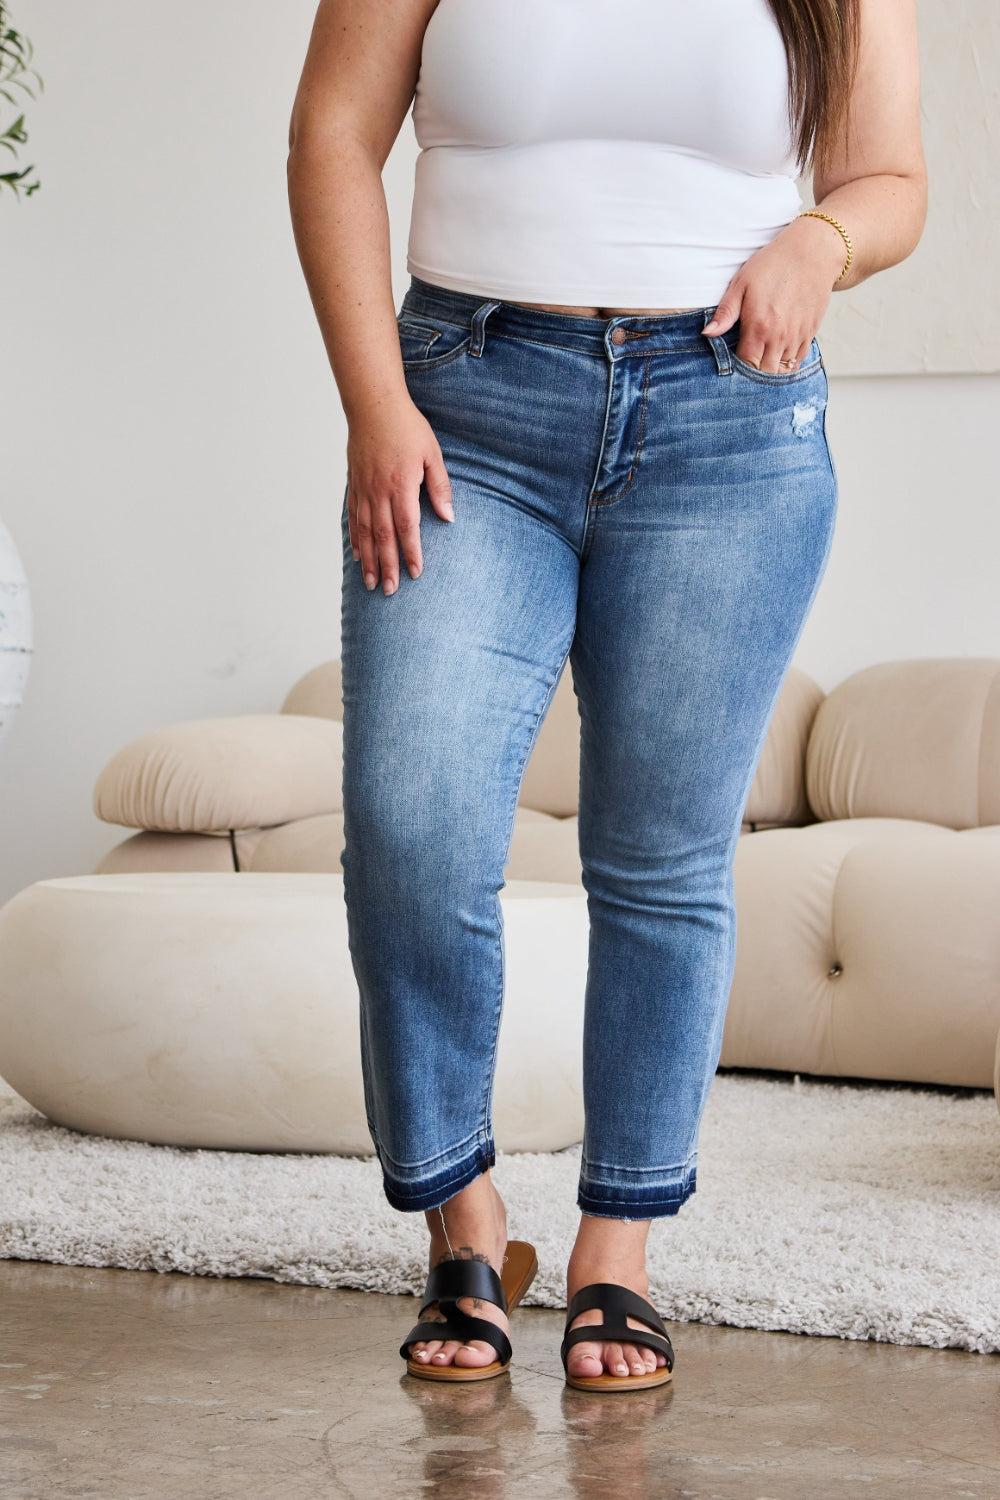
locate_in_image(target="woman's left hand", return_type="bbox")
[702,215,848,373]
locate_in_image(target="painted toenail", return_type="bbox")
[616,1363,628,1374]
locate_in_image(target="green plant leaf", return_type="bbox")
[0,3,41,196]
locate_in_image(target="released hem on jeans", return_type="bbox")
[380,1138,497,1214]
[577,1167,697,1221]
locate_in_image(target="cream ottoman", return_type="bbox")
[0,873,589,1154]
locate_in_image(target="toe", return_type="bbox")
[454,1340,500,1368]
[622,1343,647,1375]
[605,1341,629,1377]
[566,1340,605,1378]
[431,1339,464,1365]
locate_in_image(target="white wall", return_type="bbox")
[1,0,997,906]
[817,0,1000,375]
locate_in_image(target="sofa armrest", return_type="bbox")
[93,714,343,833]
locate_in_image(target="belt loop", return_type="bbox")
[470,298,502,358]
[702,307,732,376]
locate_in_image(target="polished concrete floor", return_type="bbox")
[0,1260,997,1499]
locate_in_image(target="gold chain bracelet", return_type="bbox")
[796,209,853,283]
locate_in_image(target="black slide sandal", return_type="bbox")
[400,1240,538,1382]
[561,1282,675,1392]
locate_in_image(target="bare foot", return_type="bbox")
[407,1170,512,1371]
[565,1216,669,1382]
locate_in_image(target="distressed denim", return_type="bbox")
[340,274,838,1219]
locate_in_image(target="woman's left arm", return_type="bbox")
[703,0,928,372]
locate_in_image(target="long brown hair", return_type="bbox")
[766,0,862,177]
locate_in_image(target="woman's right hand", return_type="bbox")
[345,395,455,596]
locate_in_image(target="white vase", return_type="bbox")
[0,518,32,747]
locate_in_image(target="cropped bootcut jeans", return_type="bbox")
[340,274,838,1220]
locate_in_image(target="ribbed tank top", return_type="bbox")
[406,0,804,307]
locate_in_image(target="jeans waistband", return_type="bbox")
[402,274,723,358]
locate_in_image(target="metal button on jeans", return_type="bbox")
[610,327,627,345]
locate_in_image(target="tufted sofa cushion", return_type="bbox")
[806,658,1000,828]
[723,817,1000,1090]
[94,715,344,833]
[743,665,825,828]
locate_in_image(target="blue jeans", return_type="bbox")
[340,274,838,1219]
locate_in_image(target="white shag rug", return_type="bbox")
[1,1072,998,1355]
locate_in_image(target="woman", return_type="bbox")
[287,0,926,1392]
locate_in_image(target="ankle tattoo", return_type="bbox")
[434,1242,492,1267]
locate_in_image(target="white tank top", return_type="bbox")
[406,0,804,306]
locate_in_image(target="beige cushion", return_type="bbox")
[93,828,275,875]
[517,664,581,818]
[505,812,583,884]
[806,658,1000,828]
[93,715,343,833]
[723,817,1000,1089]
[281,660,343,720]
[243,806,587,886]
[744,665,825,827]
[95,830,238,874]
[0,872,590,1153]
[246,813,344,873]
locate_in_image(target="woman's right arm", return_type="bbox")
[287,0,452,596]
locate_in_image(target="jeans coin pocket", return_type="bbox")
[397,314,473,371]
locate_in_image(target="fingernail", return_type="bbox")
[704,320,718,333]
[364,573,376,590]
[408,562,421,578]
[444,505,455,522]
[352,548,360,561]
[384,579,396,595]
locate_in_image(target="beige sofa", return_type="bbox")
[93,657,1000,1110]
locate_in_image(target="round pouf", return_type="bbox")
[0,872,589,1154]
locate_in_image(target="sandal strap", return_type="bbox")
[399,1309,512,1366]
[560,1282,675,1373]
[420,1257,508,1317]
[400,1255,513,1365]
[564,1282,669,1337]
[560,1322,674,1370]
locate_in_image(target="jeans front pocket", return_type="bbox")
[397,314,474,372]
[728,333,823,385]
